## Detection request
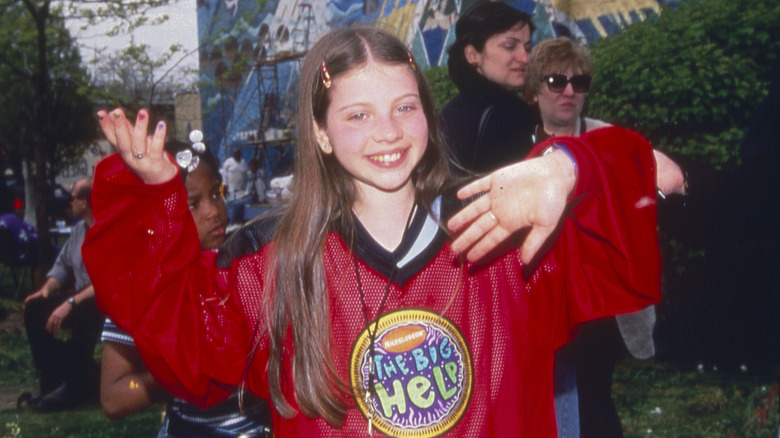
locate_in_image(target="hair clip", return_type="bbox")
[320,61,332,89]
[408,52,416,71]
[176,130,207,172]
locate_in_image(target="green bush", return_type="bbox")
[423,65,459,114]
[586,0,780,167]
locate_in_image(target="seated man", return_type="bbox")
[22,178,104,411]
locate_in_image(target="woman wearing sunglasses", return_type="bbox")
[525,37,657,438]
[524,37,609,143]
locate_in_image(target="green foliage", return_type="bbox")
[0,332,36,387]
[0,299,37,386]
[614,361,780,437]
[0,298,161,437]
[423,65,459,113]
[0,2,96,172]
[586,0,780,167]
[0,406,161,437]
[63,0,176,37]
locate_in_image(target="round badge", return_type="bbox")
[349,308,473,437]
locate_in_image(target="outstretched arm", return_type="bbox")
[450,126,661,340]
[447,148,576,263]
[84,130,255,408]
[447,127,661,309]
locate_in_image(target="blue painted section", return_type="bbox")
[195,0,671,171]
[598,14,624,36]
[507,0,537,14]
[575,18,601,43]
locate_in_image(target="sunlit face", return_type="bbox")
[314,61,428,200]
[185,165,228,250]
[466,22,531,90]
[535,67,587,134]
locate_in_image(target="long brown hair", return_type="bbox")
[262,27,451,425]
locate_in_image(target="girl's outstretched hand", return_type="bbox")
[447,149,576,264]
[97,108,179,185]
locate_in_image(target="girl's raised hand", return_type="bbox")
[447,149,577,264]
[97,108,179,185]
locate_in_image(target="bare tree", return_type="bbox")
[90,38,197,109]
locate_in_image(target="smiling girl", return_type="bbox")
[84,27,662,437]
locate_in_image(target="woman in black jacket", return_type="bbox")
[438,1,540,173]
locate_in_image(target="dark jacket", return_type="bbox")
[438,76,539,173]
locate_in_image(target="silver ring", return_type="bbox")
[134,153,145,159]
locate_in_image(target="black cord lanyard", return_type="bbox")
[353,203,417,436]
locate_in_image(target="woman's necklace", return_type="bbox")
[352,203,417,436]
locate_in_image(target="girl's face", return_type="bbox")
[465,22,531,90]
[185,165,228,250]
[315,61,428,200]
[535,67,587,133]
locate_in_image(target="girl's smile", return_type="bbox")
[367,147,408,166]
[315,60,428,200]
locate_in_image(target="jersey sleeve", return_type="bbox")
[530,126,662,348]
[82,154,258,408]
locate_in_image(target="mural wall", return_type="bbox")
[196,0,672,175]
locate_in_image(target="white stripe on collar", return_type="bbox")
[397,196,442,269]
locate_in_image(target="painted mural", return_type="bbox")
[196,0,671,174]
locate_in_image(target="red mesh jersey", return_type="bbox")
[83,126,661,437]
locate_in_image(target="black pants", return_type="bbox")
[23,294,104,399]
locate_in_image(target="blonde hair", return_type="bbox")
[524,37,593,102]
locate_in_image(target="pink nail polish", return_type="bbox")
[138,112,146,121]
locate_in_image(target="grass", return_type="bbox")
[2,407,161,438]
[614,361,779,437]
[0,294,162,438]
[1,283,779,437]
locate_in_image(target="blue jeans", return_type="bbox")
[227,197,253,224]
[554,354,580,438]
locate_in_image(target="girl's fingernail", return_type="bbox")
[138,112,146,121]
[157,122,165,130]
[113,110,122,119]
[97,111,104,120]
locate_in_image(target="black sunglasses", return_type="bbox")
[542,74,592,93]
